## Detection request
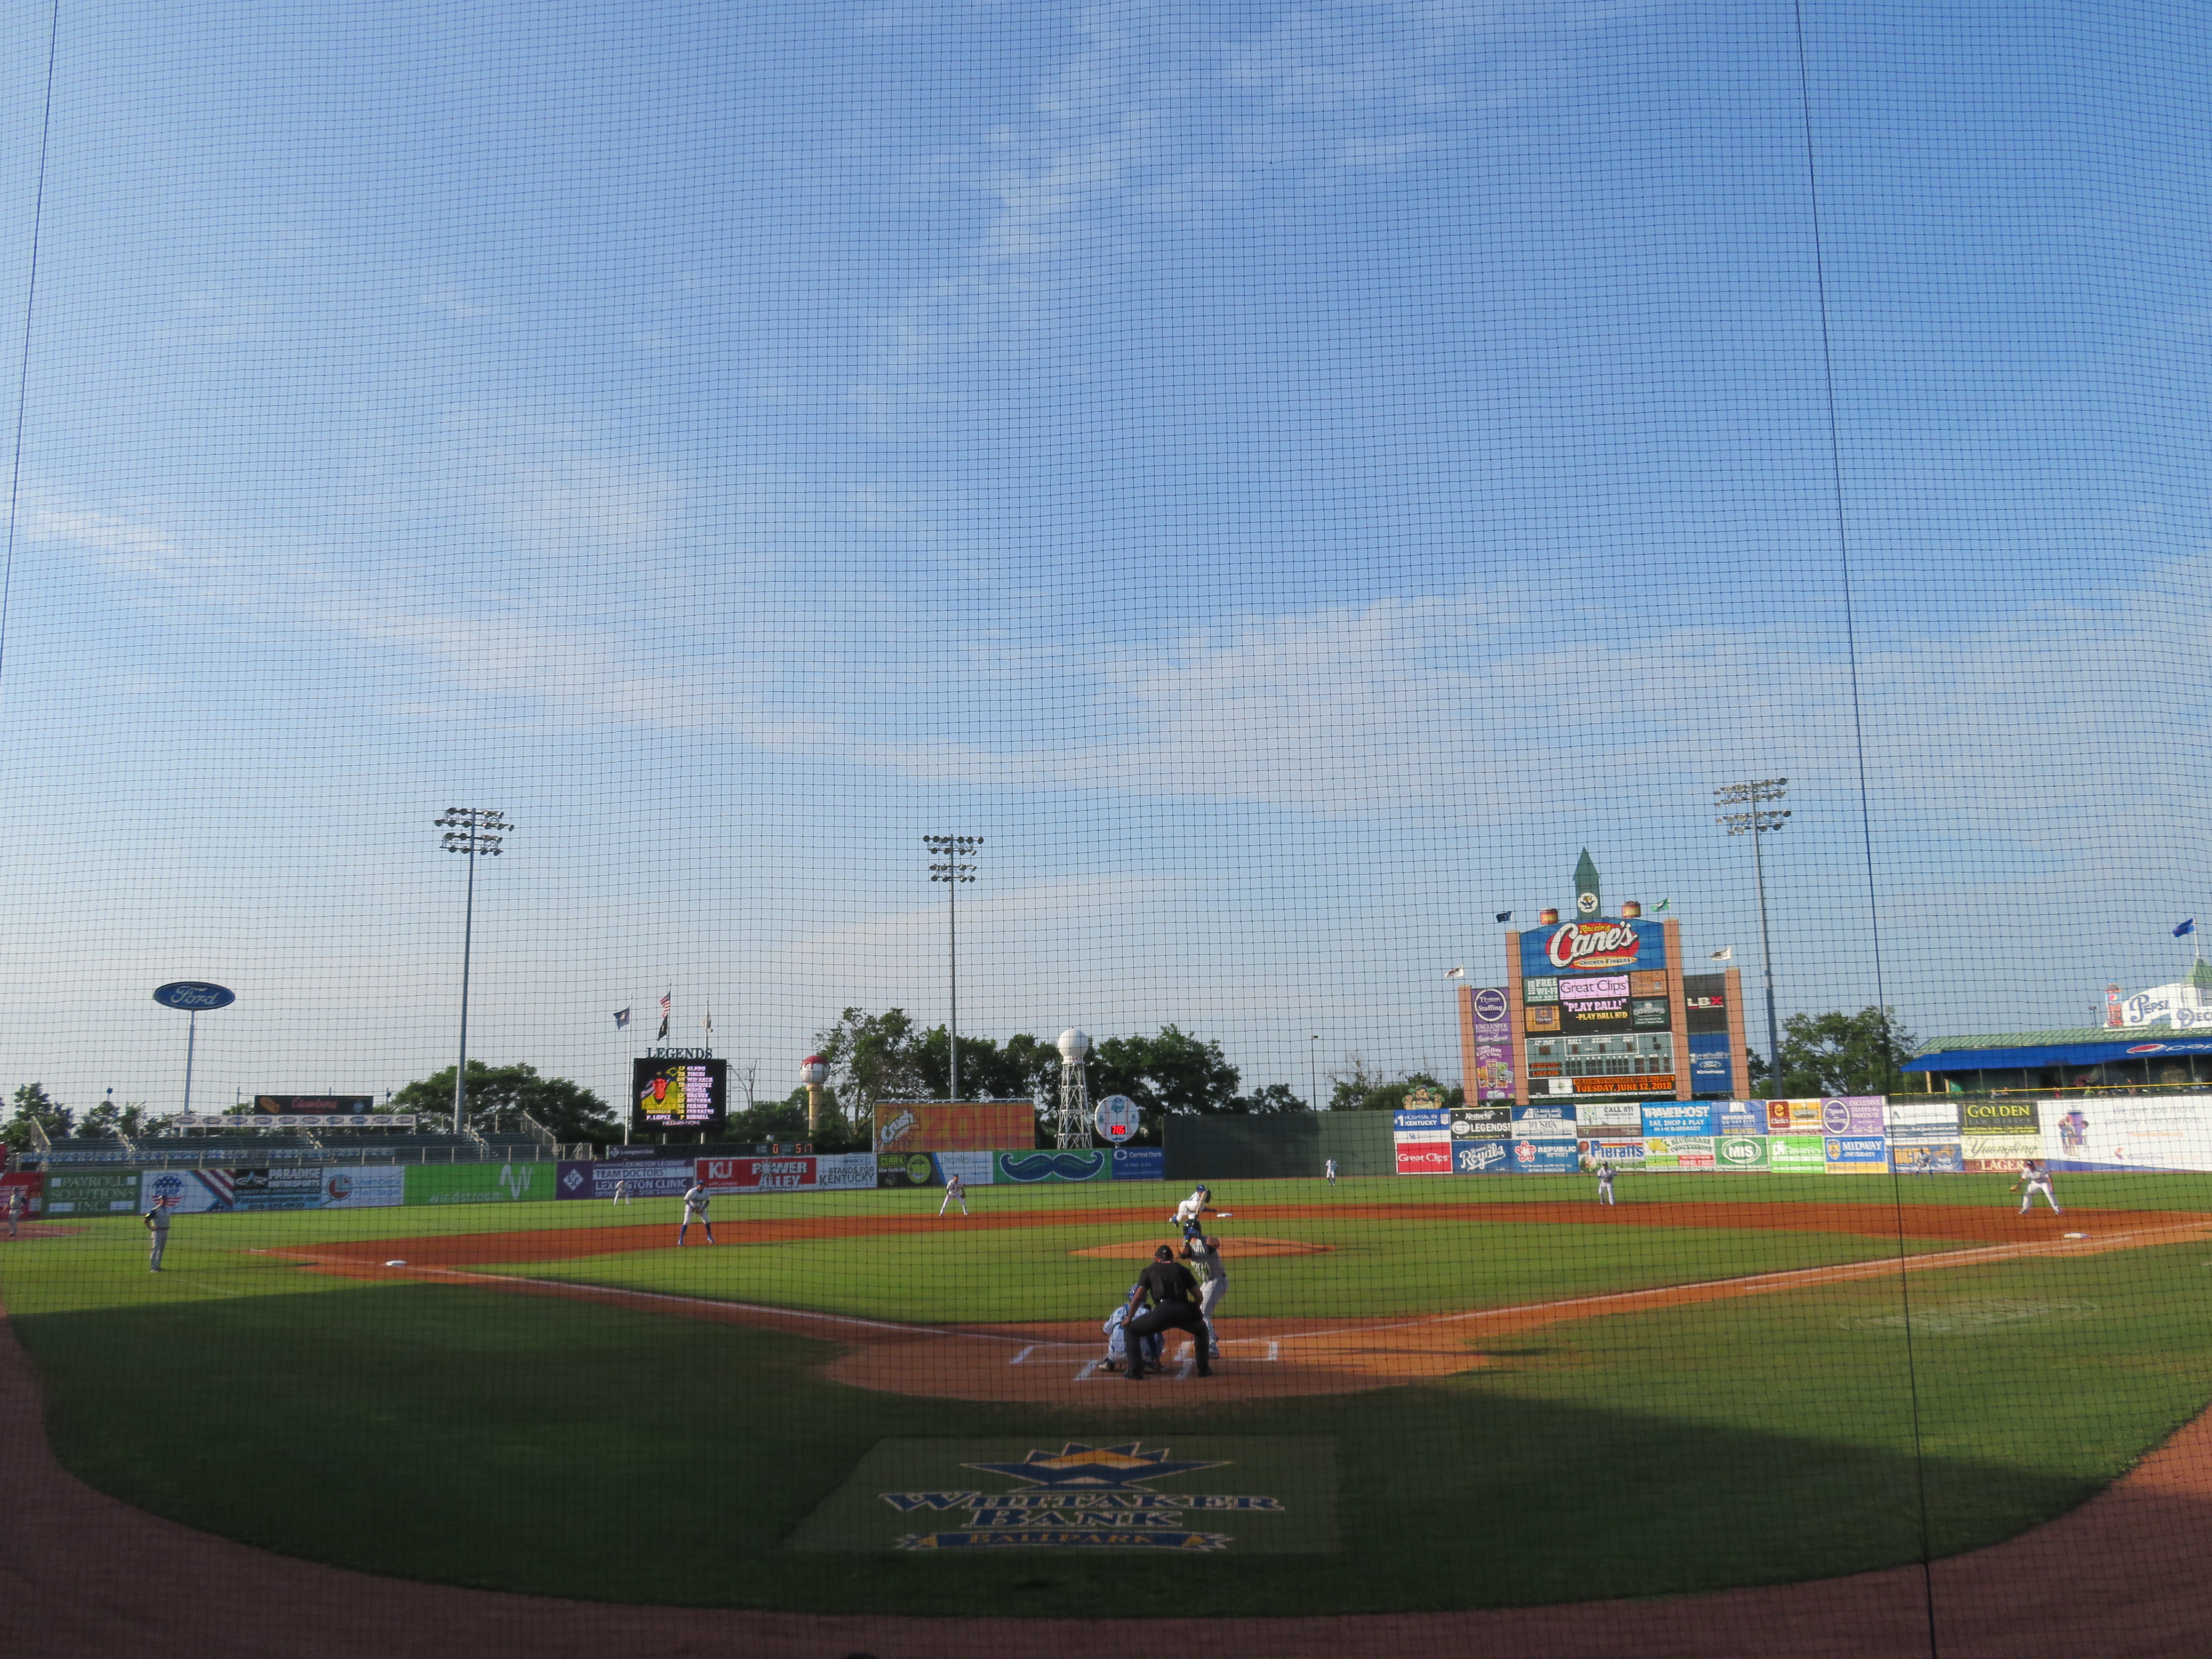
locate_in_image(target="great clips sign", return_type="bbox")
[1519,918,1666,977]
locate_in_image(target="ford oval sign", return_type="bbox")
[153,981,236,1011]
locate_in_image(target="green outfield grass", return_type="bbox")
[5,1178,2212,1616]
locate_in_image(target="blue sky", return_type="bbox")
[0,1,2207,1115]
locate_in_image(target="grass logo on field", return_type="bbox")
[882,1443,1281,1552]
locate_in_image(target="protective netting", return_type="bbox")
[2,4,2208,1655]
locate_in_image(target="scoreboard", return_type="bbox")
[631,1057,728,1135]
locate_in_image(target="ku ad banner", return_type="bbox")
[874,1102,1036,1154]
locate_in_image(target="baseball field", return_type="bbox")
[5,1173,2212,1620]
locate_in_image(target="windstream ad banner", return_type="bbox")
[2043,1096,2212,1173]
[404,1162,561,1205]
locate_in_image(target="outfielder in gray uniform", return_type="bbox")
[1181,1234,1228,1360]
[145,1199,172,1271]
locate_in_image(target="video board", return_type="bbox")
[631,1058,728,1135]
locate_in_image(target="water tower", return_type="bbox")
[800,1055,829,1136]
[1054,1028,1093,1149]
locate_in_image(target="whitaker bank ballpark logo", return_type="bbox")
[1544,920,1644,972]
[882,1443,1282,1551]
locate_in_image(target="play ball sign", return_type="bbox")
[153,981,236,1011]
[1094,1094,1141,1143]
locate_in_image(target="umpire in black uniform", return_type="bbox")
[1121,1245,1211,1379]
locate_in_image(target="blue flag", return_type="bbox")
[1494,911,1512,923]
[2177,921,2196,938]
[613,1007,631,1028]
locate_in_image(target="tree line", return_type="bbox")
[2,1003,1918,1154]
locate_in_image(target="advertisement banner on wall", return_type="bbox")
[1824,1135,1888,1173]
[699,1155,818,1191]
[1962,1135,2036,1173]
[404,1162,561,1205]
[143,1168,238,1213]
[1511,1104,1578,1135]
[1471,986,1515,1101]
[815,1153,879,1190]
[1395,1141,1453,1175]
[318,1167,406,1209]
[1511,1137,1580,1174]
[1892,1142,1963,1174]
[1689,1046,1733,1091]
[227,1167,329,1211]
[1575,1101,1644,1135]
[1959,1099,2040,1138]
[1770,1135,1826,1172]
[2043,1097,2212,1173]
[1393,1109,1452,1137]
[1712,1100,1767,1138]
[1111,1146,1165,1181]
[1714,1135,1770,1171]
[1450,1106,1513,1138]
[1641,1103,1714,1138]
[1886,1100,1962,1142]
[876,1103,1036,1155]
[875,1150,1001,1189]
[556,1159,694,1199]
[1819,1098,1888,1135]
[1582,1138,1646,1167]
[1642,1137,1715,1170]
[44,1170,139,1214]
[1454,1139,1515,1175]
[995,1149,1112,1185]
[1765,1100,1828,1133]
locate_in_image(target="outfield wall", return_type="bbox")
[1164,1115,1395,1183]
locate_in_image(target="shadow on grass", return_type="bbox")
[9,1279,2151,1619]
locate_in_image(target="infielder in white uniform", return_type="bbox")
[677,1181,716,1245]
[5,1187,24,1237]
[939,1172,967,1217]
[1181,1233,1228,1359]
[144,1198,172,1271]
[610,1178,631,1205]
[1596,1163,1617,1206]
[1324,1158,1337,1185]
[2012,1160,2061,1215]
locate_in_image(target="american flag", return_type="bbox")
[660,990,673,1015]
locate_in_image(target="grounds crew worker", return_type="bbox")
[1121,1245,1210,1380]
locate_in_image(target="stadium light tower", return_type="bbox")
[923,835,980,1099]
[436,808,509,1135]
[1715,779,1789,1086]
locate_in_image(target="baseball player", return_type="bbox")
[1324,1158,1337,1185]
[2012,1160,2062,1215]
[1181,1233,1228,1359]
[5,1186,24,1237]
[677,1181,716,1245]
[1171,1184,1213,1234]
[1100,1293,1165,1375]
[1121,1245,1210,1380]
[610,1177,631,1205]
[144,1197,172,1272]
[940,1171,968,1217]
[1596,1162,1617,1206]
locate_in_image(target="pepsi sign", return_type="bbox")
[153,981,236,1011]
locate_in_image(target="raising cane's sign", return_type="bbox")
[1534,920,1653,974]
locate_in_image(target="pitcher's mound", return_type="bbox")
[1070,1236,1333,1259]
